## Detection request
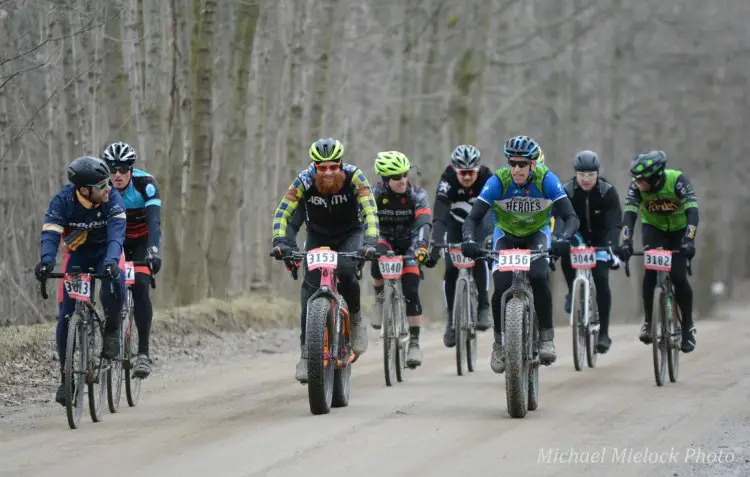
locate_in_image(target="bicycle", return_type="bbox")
[271,247,367,415]
[567,244,614,371]
[107,260,156,413]
[433,243,479,376]
[376,251,410,386]
[40,267,112,430]
[624,248,692,386]
[483,246,555,419]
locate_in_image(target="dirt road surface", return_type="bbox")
[1,315,748,477]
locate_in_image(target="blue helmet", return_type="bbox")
[503,135,541,161]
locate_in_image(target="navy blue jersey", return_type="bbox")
[40,184,126,265]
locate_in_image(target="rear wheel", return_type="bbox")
[652,287,667,386]
[64,312,86,430]
[394,294,407,383]
[306,298,334,415]
[382,288,397,387]
[87,319,106,423]
[667,291,680,383]
[107,314,125,413]
[453,279,467,376]
[466,282,478,373]
[505,297,529,418]
[124,292,141,407]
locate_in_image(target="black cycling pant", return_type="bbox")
[443,220,489,323]
[124,238,153,355]
[491,230,553,332]
[641,224,693,329]
[370,238,422,316]
[561,255,612,335]
[299,229,362,346]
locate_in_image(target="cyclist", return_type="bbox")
[425,144,493,348]
[369,151,432,368]
[271,138,379,382]
[34,156,127,405]
[101,141,162,378]
[553,150,623,353]
[461,136,580,372]
[616,151,699,353]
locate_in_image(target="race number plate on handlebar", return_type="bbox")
[378,256,403,279]
[644,249,672,272]
[306,248,338,271]
[63,274,92,302]
[448,248,475,269]
[496,249,531,272]
[570,247,596,269]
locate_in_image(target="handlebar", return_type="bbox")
[270,248,377,281]
[39,261,157,300]
[623,249,692,277]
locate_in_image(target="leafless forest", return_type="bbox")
[2,0,749,325]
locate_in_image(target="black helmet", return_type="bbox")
[451,145,481,169]
[67,156,111,187]
[573,150,600,171]
[503,135,541,160]
[630,150,666,181]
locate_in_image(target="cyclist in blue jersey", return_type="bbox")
[102,142,162,378]
[34,156,127,405]
[461,136,580,372]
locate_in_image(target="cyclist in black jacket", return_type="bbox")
[553,150,622,353]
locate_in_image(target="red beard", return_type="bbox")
[314,170,346,195]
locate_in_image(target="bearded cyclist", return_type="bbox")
[271,138,379,382]
[616,151,698,353]
[554,150,623,353]
[102,141,162,378]
[461,136,580,372]
[425,145,493,347]
[369,151,432,368]
[34,156,127,405]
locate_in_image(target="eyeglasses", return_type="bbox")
[455,168,478,176]
[387,173,407,181]
[315,162,340,173]
[508,160,530,169]
[110,166,131,175]
[576,171,597,179]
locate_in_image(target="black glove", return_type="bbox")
[424,247,441,268]
[34,260,55,281]
[680,237,695,260]
[146,245,161,275]
[358,239,379,260]
[103,262,120,281]
[616,239,633,262]
[461,240,482,259]
[551,237,571,256]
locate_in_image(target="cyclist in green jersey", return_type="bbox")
[616,151,699,352]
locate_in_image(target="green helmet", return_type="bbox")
[374,151,411,177]
[309,138,344,163]
[630,150,666,180]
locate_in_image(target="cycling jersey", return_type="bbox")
[40,184,126,265]
[555,176,622,247]
[118,169,162,246]
[478,164,567,237]
[372,181,431,251]
[623,169,698,232]
[272,163,379,241]
[435,165,493,223]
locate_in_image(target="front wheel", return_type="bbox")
[505,296,529,418]
[571,283,585,372]
[453,279,467,376]
[107,315,125,413]
[586,283,599,368]
[64,312,86,429]
[306,297,334,415]
[528,318,539,411]
[466,282,478,373]
[332,308,351,408]
[382,289,397,387]
[667,294,680,383]
[87,319,107,423]
[652,287,667,386]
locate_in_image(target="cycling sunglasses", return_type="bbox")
[89,178,112,190]
[455,168,478,176]
[508,160,531,169]
[315,162,340,173]
[110,166,132,175]
[386,173,408,181]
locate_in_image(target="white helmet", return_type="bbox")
[451,144,481,169]
[102,141,137,167]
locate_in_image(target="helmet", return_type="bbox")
[503,135,541,160]
[573,150,600,171]
[102,141,137,167]
[451,145,481,169]
[308,138,344,163]
[374,151,411,177]
[67,156,111,187]
[630,150,666,180]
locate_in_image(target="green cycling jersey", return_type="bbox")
[624,169,698,232]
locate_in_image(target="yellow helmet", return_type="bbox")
[374,151,411,177]
[308,138,344,163]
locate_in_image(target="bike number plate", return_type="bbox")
[378,256,403,279]
[644,249,672,272]
[124,261,136,286]
[496,249,531,272]
[570,247,596,269]
[63,274,92,302]
[306,248,338,270]
[448,247,475,269]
